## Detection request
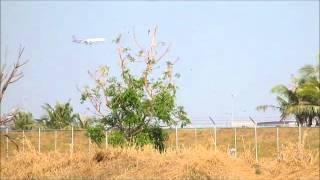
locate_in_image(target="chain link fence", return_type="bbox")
[1,125,319,162]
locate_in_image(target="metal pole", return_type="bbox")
[38,128,41,153]
[214,126,217,152]
[105,130,108,149]
[6,128,8,159]
[88,135,91,154]
[231,94,234,127]
[209,116,217,151]
[254,125,258,163]
[234,127,237,157]
[298,125,301,147]
[276,127,279,159]
[194,127,197,145]
[22,130,25,152]
[175,125,178,150]
[55,130,57,153]
[249,116,258,162]
[71,126,74,153]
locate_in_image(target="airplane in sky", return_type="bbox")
[72,35,105,45]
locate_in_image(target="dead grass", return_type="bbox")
[0,137,319,180]
[0,128,319,179]
[0,146,255,179]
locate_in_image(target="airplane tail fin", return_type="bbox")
[72,35,83,43]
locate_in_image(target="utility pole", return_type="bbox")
[231,93,235,127]
[223,91,236,127]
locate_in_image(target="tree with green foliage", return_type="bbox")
[41,102,79,129]
[87,124,105,147]
[257,56,320,126]
[286,60,320,126]
[11,110,34,130]
[81,26,190,150]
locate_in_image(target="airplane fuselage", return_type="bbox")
[83,38,105,44]
[72,36,105,45]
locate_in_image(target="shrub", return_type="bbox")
[108,131,126,147]
[134,132,152,148]
[87,124,105,146]
[147,126,168,152]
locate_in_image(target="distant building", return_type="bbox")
[231,121,255,128]
[257,120,297,127]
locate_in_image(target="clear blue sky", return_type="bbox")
[1,1,319,124]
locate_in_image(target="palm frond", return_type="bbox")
[285,104,320,117]
[299,65,315,78]
[271,85,289,95]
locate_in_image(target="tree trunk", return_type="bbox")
[307,116,313,127]
[316,117,320,126]
[295,115,304,127]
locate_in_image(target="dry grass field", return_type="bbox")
[0,142,319,180]
[0,127,319,179]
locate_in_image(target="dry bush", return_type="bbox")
[260,143,319,180]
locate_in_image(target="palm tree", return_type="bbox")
[12,111,34,130]
[257,56,320,127]
[257,84,301,123]
[285,62,320,126]
[41,102,78,129]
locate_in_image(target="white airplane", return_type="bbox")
[72,35,105,45]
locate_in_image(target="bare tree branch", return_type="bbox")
[0,45,28,125]
[132,27,145,53]
[157,43,171,62]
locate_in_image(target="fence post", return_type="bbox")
[38,128,41,153]
[194,127,197,145]
[249,117,258,162]
[54,130,57,153]
[214,126,217,152]
[298,125,302,147]
[254,125,258,163]
[175,125,178,150]
[105,130,108,149]
[71,126,74,154]
[276,127,279,159]
[88,134,91,154]
[209,116,217,152]
[6,127,8,159]
[234,127,237,157]
[22,130,25,152]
